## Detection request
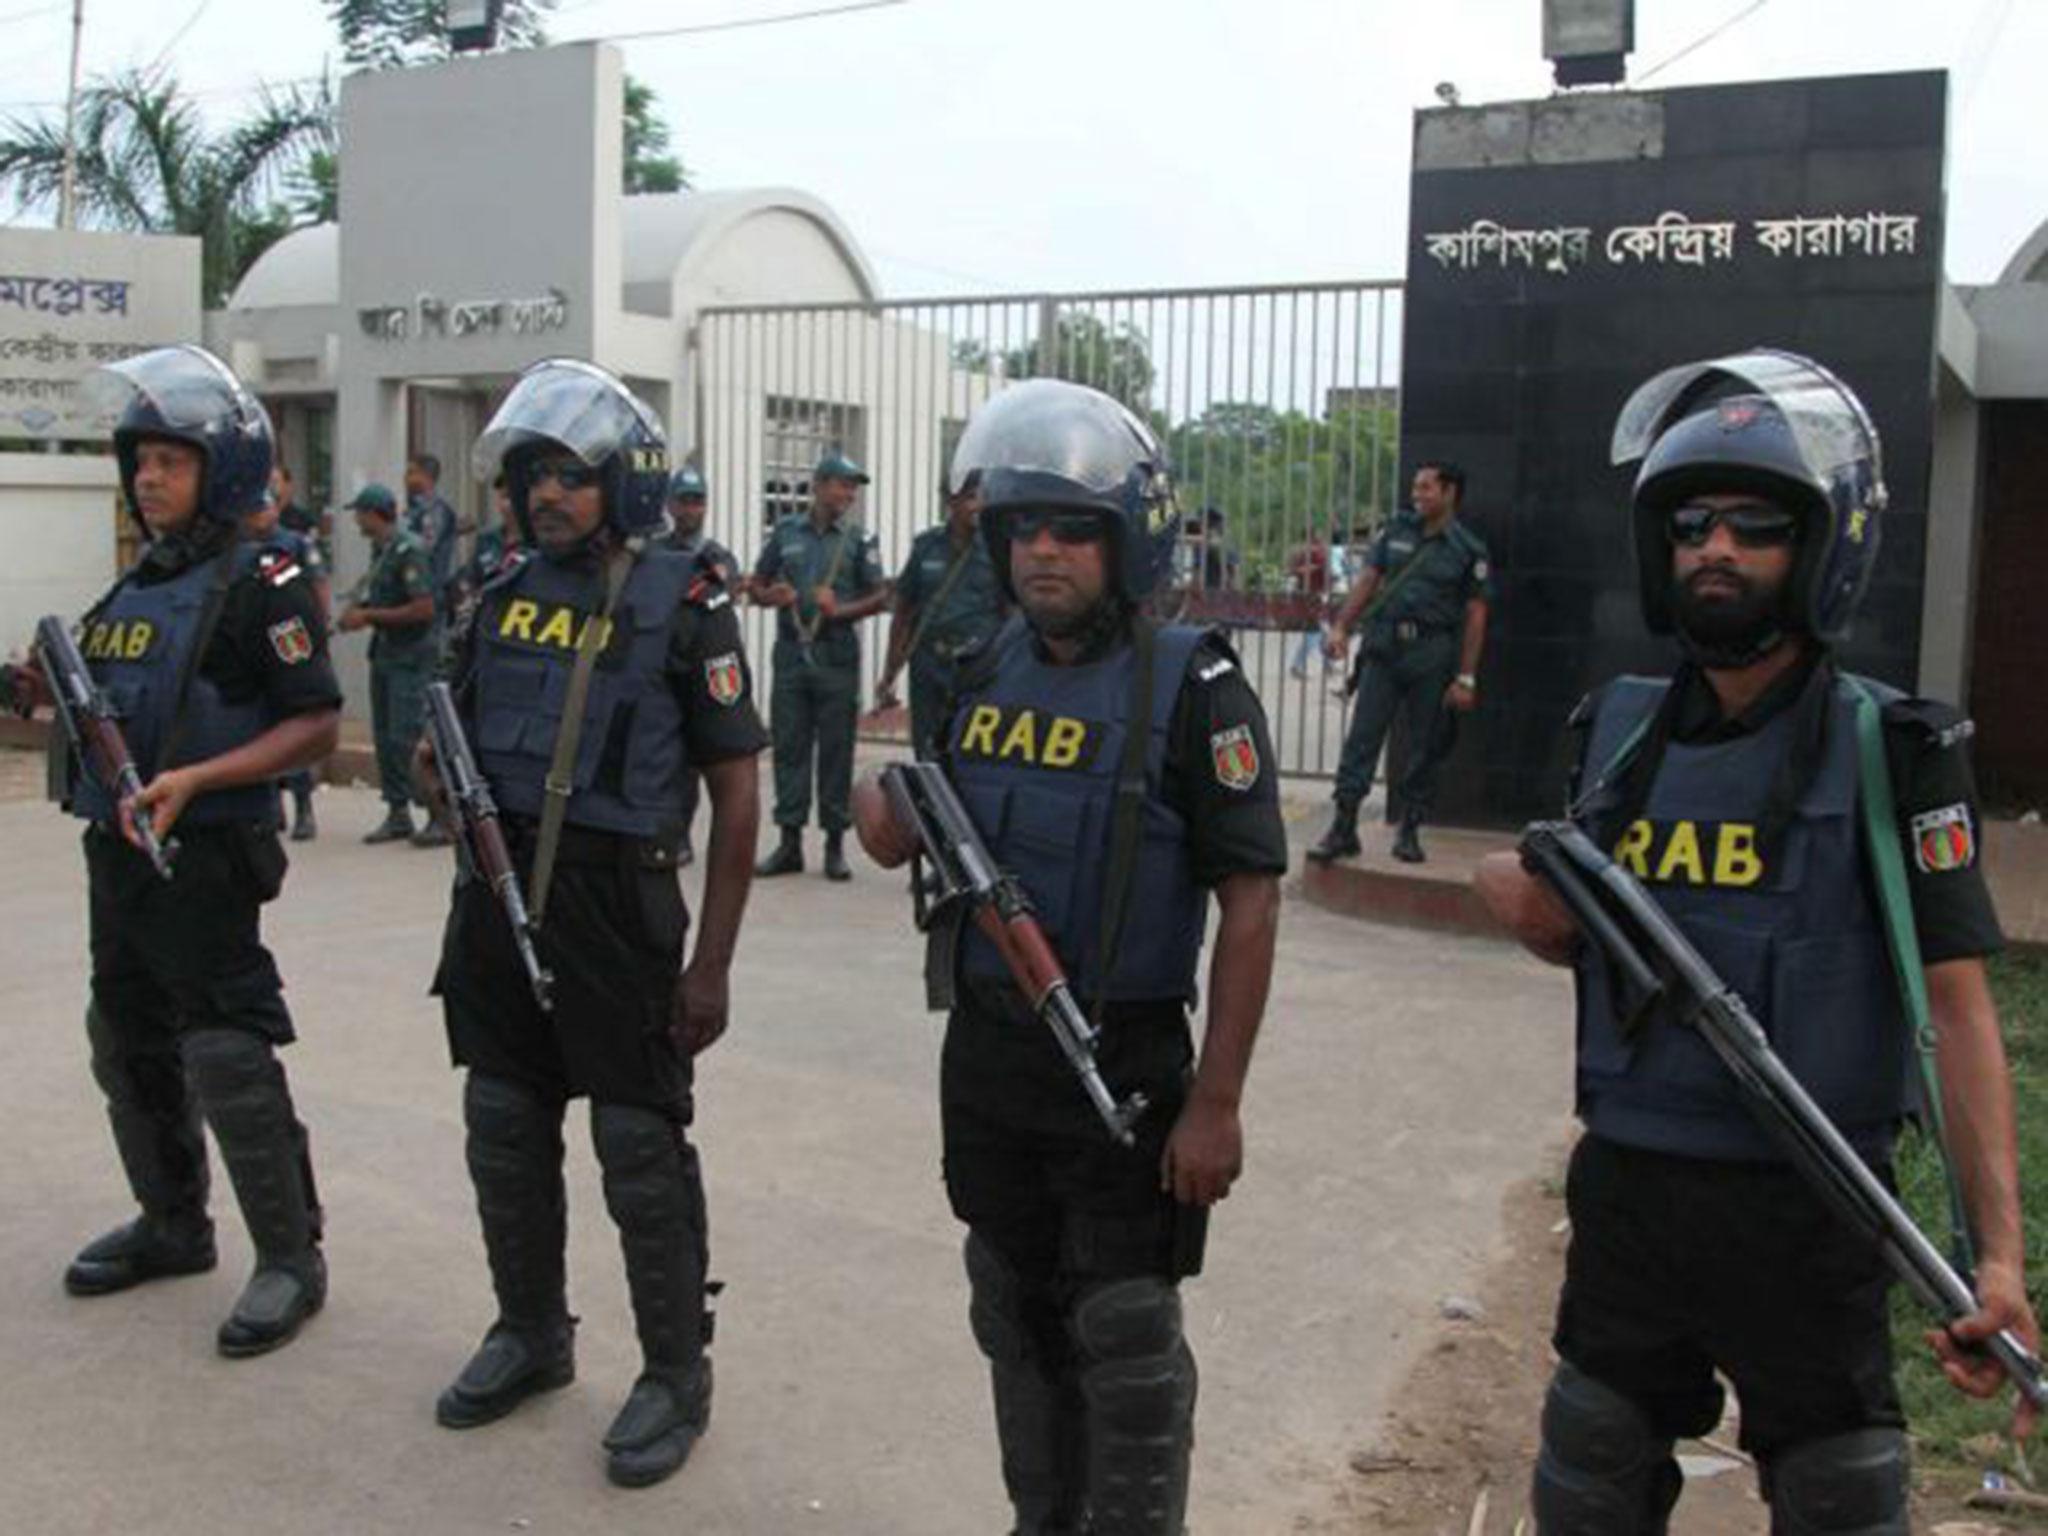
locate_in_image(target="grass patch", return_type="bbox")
[1892,948,2048,1466]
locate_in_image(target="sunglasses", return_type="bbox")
[1667,501,1799,550]
[525,458,603,491]
[1005,508,1108,545]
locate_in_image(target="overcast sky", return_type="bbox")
[0,0,2040,295]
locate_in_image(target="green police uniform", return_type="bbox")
[1330,509,1494,827]
[364,525,436,813]
[753,510,886,832]
[893,524,1004,756]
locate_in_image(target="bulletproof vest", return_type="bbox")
[949,618,1208,1003]
[469,545,693,837]
[71,546,278,828]
[1572,674,1912,1159]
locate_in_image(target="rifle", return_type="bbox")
[34,614,176,880]
[1520,818,2048,1412]
[423,681,554,1012]
[881,760,1148,1147]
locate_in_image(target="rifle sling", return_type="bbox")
[530,537,640,928]
[900,532,977,667]
[1846,677,1974,1273]
[1090,616,1158,1034]
[796,518,855,646]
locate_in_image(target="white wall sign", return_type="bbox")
[0,229,202,440]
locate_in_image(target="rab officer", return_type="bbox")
[54,345,339,1355]
[856,380,1286,1535]
[1478,350,2036,1533]
[427,360,766,1488]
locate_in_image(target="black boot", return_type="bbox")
[1391,815,1425,864]
[754,826,803,877]
[1305,800,1362,863]
[822,831,852,883]
[594,1104,714,1489]
[363,805,414,844]
[409,817,455,849]
[289,794,317,844]
[182,1030,326,1358]
[438,1075,576,1429]
[965,1235,1088,1535]
[66,1004,217,1296]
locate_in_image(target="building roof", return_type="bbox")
[1999,217,2048,285]
[223,188,877,315]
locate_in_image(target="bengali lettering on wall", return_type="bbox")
[0,230,201,442]
[1420,209,1920,275]
[356,287,571,343]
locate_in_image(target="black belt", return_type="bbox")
[1388,618,1455,644]
[500,816,682,870]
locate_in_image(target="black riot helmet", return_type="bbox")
[85,343,275,531]
[473,359,670,541]
[951,379,1179,604]
[1611,348,1887,647]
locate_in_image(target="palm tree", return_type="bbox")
[0,68,335,306]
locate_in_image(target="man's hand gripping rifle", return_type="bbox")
[1520,818,2048,1412]
[35,614,175,879]
[882,761,1147,1147]
[424,681,554,1012]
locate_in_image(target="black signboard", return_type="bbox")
[1399,70,1946,824]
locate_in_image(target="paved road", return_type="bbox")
[0,763,1573,1535]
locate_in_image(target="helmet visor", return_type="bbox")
[84,343,253,434]
[474,359,661,480]
[1611,349,1883,491]
[951,379,1164,503]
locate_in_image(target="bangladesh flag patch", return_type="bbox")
[1910,803,1976,874]
[1210,724,1259,792]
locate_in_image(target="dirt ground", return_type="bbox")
[1312,1164,2031,1536]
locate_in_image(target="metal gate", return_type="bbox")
[691,280,1403,778]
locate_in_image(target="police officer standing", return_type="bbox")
[46,344,338,1356]
[425,359,766,1489]
[1310,462,1493,864]
[404,452,463,643]
[751,450,888,880]
[340,483,439,845]
[855,380,1286,1535]
[1477,350,2037,1533]
[874,471,1005,757]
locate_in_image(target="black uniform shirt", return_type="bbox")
[1581,651,2003,965]
[127,534,342,720]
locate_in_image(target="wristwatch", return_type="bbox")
[1455,673,1478,691]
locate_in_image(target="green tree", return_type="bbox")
[623,77,687,194]
[0,68,336,306]
[327,0,556,70]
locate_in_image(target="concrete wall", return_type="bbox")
[0,453,120,655]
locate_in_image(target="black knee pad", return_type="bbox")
[591,1104,705,1242]
[181,1027,282,1108]
[1531,1362,1680,1536]
[1071,1278,1196,1436]
[1767,1429,1909,1535]
[465,1075,563,1168]
[965,1232,1064,1368]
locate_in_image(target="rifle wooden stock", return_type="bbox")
[1520,818,2048,1412]
[883,760,1148,1146]
[424,682,554,1012]
[34,614,175,879]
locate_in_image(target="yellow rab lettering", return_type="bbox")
[1615,819,1653,877]
[1042,716,1087,769]
[998,708,1039,761]
[499,599,539,642]
[124,621,153,659]
[534,607,576,649]
[1714,822,1763,887]
[1655,820,1705,884]
[960,704,1001,758]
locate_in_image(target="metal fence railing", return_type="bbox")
[691,280,1403,778]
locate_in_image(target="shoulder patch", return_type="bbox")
[703,651,744,706]
[267,616,313,664]
[1910,802,1977,873]
[1210,724,1260,792]
[256,550,304,588]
